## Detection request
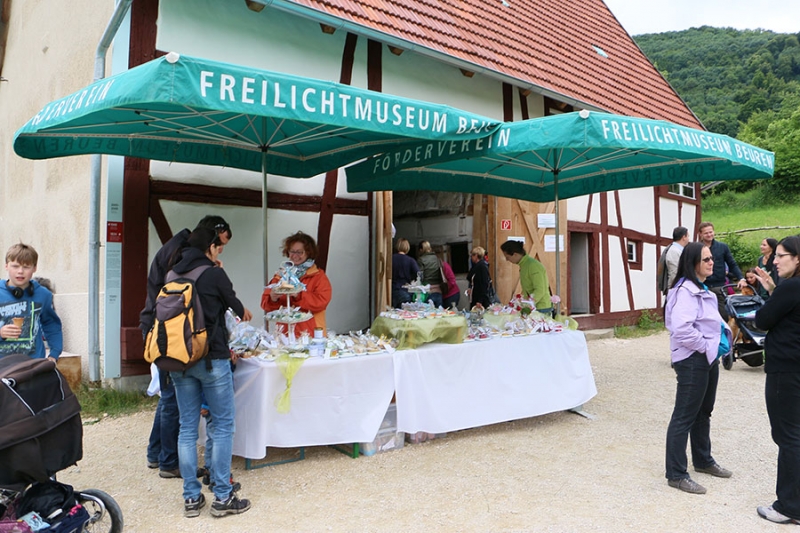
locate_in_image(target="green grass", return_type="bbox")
[614,309,666,339]
[76,383,158,419]
[702,188,800,269]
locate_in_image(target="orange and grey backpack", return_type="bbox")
[144,265,211,372]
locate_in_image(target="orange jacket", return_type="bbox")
[261,264,332,336]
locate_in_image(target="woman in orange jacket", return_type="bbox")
[261,232,332,336]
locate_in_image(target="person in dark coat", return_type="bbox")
[754,236,800,525]
[169,227,253,518]
[391,238,420,308]
[467,246,492,308]
[141,216,231,479]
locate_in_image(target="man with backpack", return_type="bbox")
[166,227,252,518]
[140,216,232,479]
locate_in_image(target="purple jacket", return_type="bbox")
[665,278,732,365]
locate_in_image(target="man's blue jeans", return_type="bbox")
[146,375,179,470]
[665,351,719,480]
[172,360,235,501]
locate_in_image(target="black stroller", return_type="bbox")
[721,285,766,370]
[0,354,123,532]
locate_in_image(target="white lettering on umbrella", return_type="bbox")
[302,88,316,112]
[339,94,351,117]
[273,82,286,108]
[600,117,773,170]
[321,91,334,115]
[220,75,236,101]
[355,97,371,121]
[242,77,255,104]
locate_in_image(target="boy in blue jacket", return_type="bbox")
[0,243,63,360]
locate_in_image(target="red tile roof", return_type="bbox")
[287,0,704,129]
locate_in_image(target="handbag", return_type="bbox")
[438,261,450,295]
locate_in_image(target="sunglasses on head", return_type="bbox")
[214,223,230,234]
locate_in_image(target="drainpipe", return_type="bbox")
[88,0,133,382]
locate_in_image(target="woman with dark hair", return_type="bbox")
[758,237,780,288]
[664,241,733,495]
[754,236,800,524]
[500,239,551,315]
[261,231,332,336]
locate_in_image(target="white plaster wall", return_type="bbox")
[588,193,602,225]
[157,0,344,83]
[607,235,629,313]
[606,192,618,227]
[618,189,655,235]
[659,199,680,239]
[0,0,114,368]
[567,195,590,222]
[394,216,472,249]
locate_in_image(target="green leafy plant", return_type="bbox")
[76,383,158,420]
[614,309,665,339]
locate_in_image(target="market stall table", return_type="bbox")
[231,353,395,460]
[393,330,596,434]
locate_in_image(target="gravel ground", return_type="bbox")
[60,332,785,532]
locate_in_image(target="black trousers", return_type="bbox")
[766,372,800,520]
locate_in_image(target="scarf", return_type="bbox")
[293,258,315,278]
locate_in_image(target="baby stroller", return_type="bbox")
[721,285,766,370]
[0,354,123,532]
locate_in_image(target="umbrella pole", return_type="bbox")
[553,169,561,316]
[262,150,269,290]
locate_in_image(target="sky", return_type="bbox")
[603,0,800,36]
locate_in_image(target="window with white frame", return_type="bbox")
[668,182,696,199]
[626,240,638,262]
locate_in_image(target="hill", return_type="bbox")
[635,27,800,196]
[635,26,800,138]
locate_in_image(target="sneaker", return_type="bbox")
[208,475,242,493]
[757,505,800,524]
[147,460,159,469]
[184,493,206,518]
[159,468,181,479]
[210,494,251,517]
[695,463,732,478]
[668,477,706,494]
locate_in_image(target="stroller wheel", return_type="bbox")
[722,353,734,370]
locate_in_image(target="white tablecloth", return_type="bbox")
[232,353,395,459]
[393,330,597,434]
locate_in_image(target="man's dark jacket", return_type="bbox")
[705,239,744,287]
[139,229,191,336]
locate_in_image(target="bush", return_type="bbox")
[718,232,760,271]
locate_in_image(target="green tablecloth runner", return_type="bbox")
[483,311,580,331]
[370,315,467,349]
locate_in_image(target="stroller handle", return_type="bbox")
[720,282,758,295]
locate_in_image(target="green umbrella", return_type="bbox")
[346,110,775,308]
[14,51,500,280]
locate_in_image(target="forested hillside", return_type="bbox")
[635,27,800,195]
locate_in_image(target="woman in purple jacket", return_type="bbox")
[664,241,733,495]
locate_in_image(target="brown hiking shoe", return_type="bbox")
[668,477,706,494]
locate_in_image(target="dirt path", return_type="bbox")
[60,332,783,532]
